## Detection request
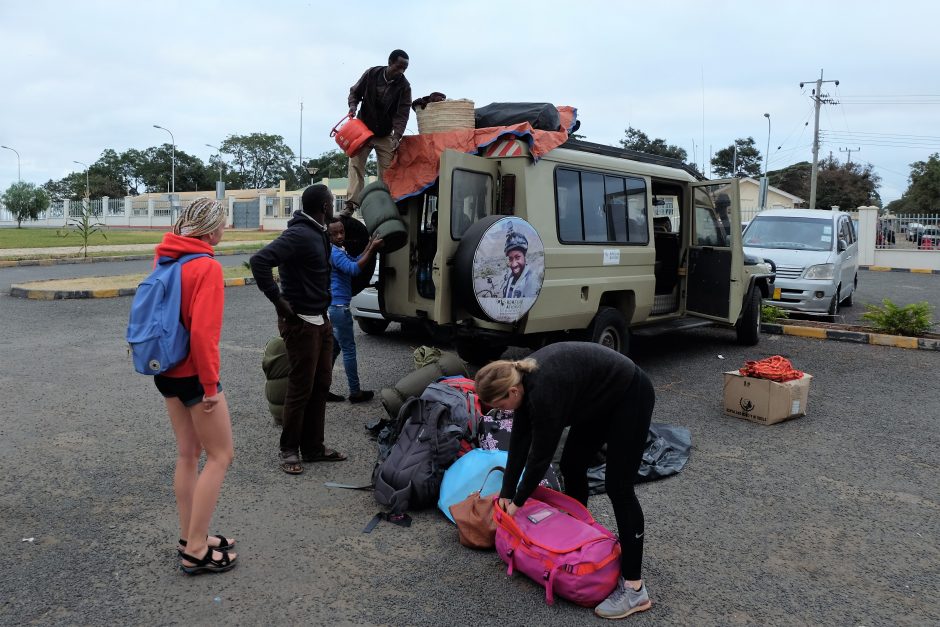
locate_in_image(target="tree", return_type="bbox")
[219,133,296,189]
[900,153,940,212]
[768,158,880,209]
[2,181,51,227]
[815,157,881,210]
[711,137,763,178]
[135,144,213,193]
[619,126,688,161]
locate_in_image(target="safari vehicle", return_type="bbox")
[374,138,774,364]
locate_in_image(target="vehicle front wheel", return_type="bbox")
[588,306,630,355]
[841,276,856,307]
[828,288,841,316]
[356,317,390,335]
[736,289,762,346]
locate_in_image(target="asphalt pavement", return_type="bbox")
[0,267,938,626]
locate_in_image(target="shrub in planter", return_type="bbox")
[761,304,789,324]
[861,299,935,337]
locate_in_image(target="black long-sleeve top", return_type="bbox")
[348,66,412,138]
[500,342,638,507]
[250,211,332,315]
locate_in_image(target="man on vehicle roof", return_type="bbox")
[345,49,412,215]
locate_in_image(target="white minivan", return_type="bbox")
[743,208,858,315]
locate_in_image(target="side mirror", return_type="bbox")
[838,239,847,253]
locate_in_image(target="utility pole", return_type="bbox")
[839,147,861,164]
[299,99,303,172]
[800,69,839,208]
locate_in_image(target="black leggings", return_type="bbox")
[559,368,655,581]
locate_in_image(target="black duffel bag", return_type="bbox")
[474,102,561,131]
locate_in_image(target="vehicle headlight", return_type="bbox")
[804,263,835,280]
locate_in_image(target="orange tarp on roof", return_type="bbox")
[384,106,577,201]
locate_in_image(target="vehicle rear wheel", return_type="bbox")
[588,306,630,355]
[736,289,762,346]
[356,317,390,335]
[828,288,841,316]
[455,339,507,367]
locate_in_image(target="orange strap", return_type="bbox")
[739,355,804,382]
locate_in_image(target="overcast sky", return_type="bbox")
[1,0,937,203]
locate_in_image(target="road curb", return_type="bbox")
[11,277,257,300]
[0,246,262,268]
[763,322,940,351]
[860,265,940,274]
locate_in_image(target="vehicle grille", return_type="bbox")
[774,264,804,280]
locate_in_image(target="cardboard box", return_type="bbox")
[722,371,812,425]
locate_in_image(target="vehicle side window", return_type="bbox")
[839,217,854,244]
[554,167,648,245]
[556,169,583,241]
[694,205,723,246]
[450,169,493,239]
[582,173,606,242]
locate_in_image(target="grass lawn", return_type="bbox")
[0,227,277,249]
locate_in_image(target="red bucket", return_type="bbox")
[331,114,373,157]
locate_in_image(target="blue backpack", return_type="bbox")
[126,253,209,375]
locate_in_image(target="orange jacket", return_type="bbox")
[153,232,224,398]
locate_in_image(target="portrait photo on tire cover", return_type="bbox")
[472,217,544,323]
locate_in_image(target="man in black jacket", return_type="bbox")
[345,49,412,214]
[250,184,347,474]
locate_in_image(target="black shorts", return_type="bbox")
[154,375,222,407]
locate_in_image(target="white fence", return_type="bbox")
[3,198,939,270]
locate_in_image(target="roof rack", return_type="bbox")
[560,138,705,180]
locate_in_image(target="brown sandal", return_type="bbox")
[305,448,347,463]
[280,451,304,474]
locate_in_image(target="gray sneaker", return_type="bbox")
[594,578,652,619]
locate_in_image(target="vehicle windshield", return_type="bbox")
[743,216,833,251]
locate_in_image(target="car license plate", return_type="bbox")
[773,287,781,300]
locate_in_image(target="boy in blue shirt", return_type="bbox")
[327,218,383,403]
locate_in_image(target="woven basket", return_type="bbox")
[416,99,475,134]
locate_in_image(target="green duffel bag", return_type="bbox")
[268,401,284,426]
[262,336,290,380]
[358,180,407,253]
[379,351,468,419]
[265,376,288,426]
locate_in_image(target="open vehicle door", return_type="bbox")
[685,179,744,323]
[434,150,499,323]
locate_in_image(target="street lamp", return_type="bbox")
[761,113,771,209]
[1,145,20,182]
[73,160,90,199]
[205,143,224,182]
[153,124,175,193]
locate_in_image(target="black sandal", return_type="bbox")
[179,547,237,575]
[178,535,236,555]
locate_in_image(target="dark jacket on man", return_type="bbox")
[348,66,412,138]
[250,211,332,315]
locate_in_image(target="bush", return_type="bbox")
[861,299,935,337]
[761,304,789,324]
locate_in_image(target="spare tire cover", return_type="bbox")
[454,215,545,323]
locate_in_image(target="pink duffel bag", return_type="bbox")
[492,486,621,606]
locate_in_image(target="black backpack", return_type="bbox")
[372,396,467,515]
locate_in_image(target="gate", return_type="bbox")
[232,199,260,229]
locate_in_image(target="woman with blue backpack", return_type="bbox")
[475,342,655,619]
[152,198,237,575]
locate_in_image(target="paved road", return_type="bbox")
[0,276,937,625]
